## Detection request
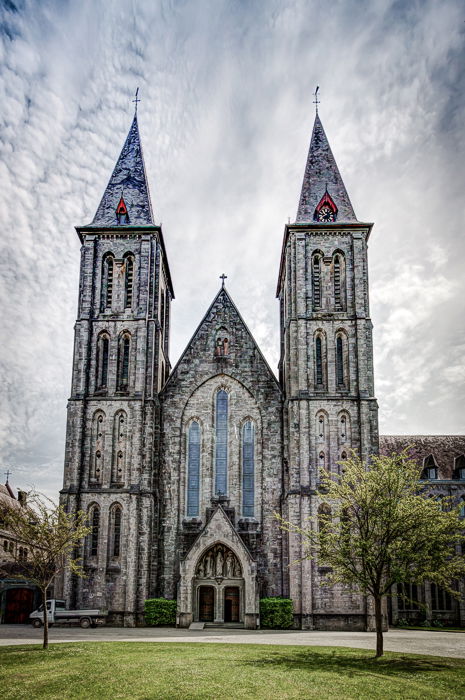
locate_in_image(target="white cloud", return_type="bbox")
[0,0,464,497]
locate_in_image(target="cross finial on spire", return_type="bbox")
[4,469,12,483]
[220,273,227,287]
[313,85,320,115]
[133,87,140,114]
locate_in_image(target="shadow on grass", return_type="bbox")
[241,648,452,678]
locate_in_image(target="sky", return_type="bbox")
[1,0,464,500]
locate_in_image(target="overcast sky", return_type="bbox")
[1,0,464,500]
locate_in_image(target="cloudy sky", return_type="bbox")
[1,0,464,499]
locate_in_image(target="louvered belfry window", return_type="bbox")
[242,421,255,517]
[336,336,344,386]
[105,256,114,308]
[334,255,341,309]
[312,255,321,309]
[187,422,201,517]
[215,390,228,496]
[124,255,134,309]
[315,336,323,386]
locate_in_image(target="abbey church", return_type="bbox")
[59,110,465,629]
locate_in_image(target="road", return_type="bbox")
[1,625,465,658]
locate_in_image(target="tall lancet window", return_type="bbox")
[215,390,228,496]
[315,336,323,387]
[242,421,255,517]
[124,253,134,309]
[187,421,201,517]
[89,505,100,558]
[312,254,322,310]
[336,335,344,386]
[96,333,110,390]
[101,254,114,311]
[334,254,342,309]
[117,332,131,391]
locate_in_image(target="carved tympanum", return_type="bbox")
[196,544,241,579]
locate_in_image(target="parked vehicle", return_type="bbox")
[29,599,108,628]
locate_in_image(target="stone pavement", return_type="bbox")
[1,625,465,658]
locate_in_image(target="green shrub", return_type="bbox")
[144,598,177,626]
[259,597,293,629]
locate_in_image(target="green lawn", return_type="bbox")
[1,642,464,700]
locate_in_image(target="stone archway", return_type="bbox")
[177,507,258,629]
[193,544,243,624]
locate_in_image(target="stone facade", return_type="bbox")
[58,110,465,628]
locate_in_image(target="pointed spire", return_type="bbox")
[296,114,357,223]
[91,114,155,227]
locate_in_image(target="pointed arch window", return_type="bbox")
[111,411,127,485]
[90,411,105,484]
[421,454,438,480]
[96,333,110,390]
[312,254,322,310]
[187,422,201,517]
[317,503,332,533]
[124,254,134,309]
[454,455,465,480]
[336,334,345,387]
[117,332,131,391]
[333,254,342,309]
[89,505,100,557]
[215,390,228,496]
[116,196,129,225]
[109,504,122,558]
[242,421,255,517]
[315,335,323,387]
[101,254,114,311]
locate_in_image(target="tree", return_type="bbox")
[279,451,465,657]
[0,491,90,649]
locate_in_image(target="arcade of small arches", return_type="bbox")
[89,409,128,486]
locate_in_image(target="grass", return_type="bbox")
[1,642,464,699]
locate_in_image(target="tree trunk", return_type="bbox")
[374,594,383,658]
[42,587,49,650]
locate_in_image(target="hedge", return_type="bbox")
[144,598,177,626]
[259,597,293,629]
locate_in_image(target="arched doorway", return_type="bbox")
[4,588,35,624]
[224,587,240,622]
[194,544,243,624]
[198,586,214,622]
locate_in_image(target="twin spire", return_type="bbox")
[296,113,357,224]
[90,105,356,228]
[91,114,155,227]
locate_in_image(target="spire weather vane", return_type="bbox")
[133,87,141,114]
[220,273,227,287]
[313,85,320,115]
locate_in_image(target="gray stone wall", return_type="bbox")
[279,224,379,629]
[159,289,284,604]
[60,227,170,625]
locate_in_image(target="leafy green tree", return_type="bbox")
[0,491,90,649]
[279,452,465,657]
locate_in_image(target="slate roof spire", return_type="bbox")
[90,113,155,227]
[296,113,357,223]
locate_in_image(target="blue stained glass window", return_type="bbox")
[242,421,255,517]
[187,422,201,516]
[215,390,228,495]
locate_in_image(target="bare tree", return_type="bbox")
[0,491,90,649]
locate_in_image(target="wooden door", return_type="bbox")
[4,588,35,624]
[198,586,214,622]
[224,587,240,623]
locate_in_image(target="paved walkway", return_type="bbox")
[1,625,465,658]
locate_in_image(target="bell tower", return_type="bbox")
[277,112,379,628]
[60,111,174,626]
